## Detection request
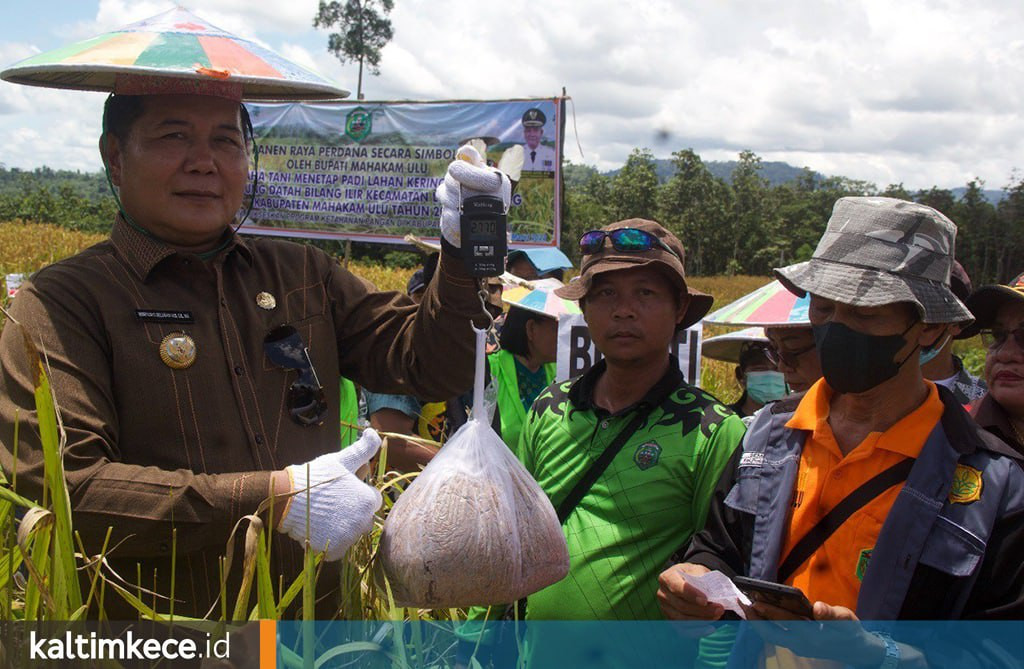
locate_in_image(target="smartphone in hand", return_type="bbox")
[732,576,814,619]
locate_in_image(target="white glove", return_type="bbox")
[435,144,512,248]
[279,428,383,561]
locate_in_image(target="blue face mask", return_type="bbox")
[745,370,789,404]
[919,334,951,366]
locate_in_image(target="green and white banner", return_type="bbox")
[242,97,565,246]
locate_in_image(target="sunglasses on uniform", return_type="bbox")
[980,327,1024,351]
[264,325,328,427]
[579,228,681,260]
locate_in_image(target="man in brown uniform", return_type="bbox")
[0,82,505,618]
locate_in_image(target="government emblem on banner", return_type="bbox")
[345,107,372,142]
[634,442,661,470]
[949,464,983,504]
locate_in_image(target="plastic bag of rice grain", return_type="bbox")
[380,328,569,608]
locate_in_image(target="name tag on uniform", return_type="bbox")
[739,452,765,468]
[135,309,194,324]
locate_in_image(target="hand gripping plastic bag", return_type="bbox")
[380,327,569,608]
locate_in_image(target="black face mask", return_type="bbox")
[813,320,918,394]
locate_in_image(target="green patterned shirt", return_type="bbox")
[519,358,745,621]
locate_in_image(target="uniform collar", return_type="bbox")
[111,215,254,280]
[971,392,1023,454]
[786,378,944,460]
[569,354,684,416]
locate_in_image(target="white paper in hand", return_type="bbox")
[686,570,753,620]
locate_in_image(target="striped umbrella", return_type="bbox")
[501,277,582,319]
[703,280,810,327]
[1,7,347,100]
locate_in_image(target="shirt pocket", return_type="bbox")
[917,515,985,578]
[725,458,762,515]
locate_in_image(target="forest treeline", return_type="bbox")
[563,149,1023,285]
[2,148,1022,284]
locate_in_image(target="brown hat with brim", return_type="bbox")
[554,218,712,329]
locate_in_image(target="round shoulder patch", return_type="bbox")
[949,464,983,504]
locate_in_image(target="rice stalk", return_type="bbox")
[255,525,277,619]
[21,329,81,616]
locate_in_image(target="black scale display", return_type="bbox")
[460,195,508,277]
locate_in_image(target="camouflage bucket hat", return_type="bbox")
[555,218,712,328]
[959,271,1024,337]
[774,196,974,325]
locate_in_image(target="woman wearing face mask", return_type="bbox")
[702,330,789,418]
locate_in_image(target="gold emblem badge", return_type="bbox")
[256,292,277,310]
[949,464,983,504]
[159,333,197,370]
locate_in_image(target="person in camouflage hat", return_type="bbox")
[659,197,1024,667]
[775,197,973,324]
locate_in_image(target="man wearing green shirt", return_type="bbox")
[456,219,745,667]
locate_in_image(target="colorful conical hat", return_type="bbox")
[1,7,347,101]
[703,280,810,327]
[501,277,581,319]
[701,327,769,363]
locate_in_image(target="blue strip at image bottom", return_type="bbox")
[274,620,1024,668]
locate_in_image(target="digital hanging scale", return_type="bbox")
[460,194,508,277]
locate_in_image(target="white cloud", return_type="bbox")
[2,0,1023,190]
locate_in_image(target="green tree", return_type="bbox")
[914,186,956,215]
[562,162,612,263]
[994,173,1024,282]
[658,148,731,275]
[608,148,659,222]
[730,150,779,273]
[313,0,395,100]
[773,173,877,267]
[951,179,998,284]
[880,183,912,200]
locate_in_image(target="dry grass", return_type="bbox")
[0,221,106,280]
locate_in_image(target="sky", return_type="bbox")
[2,0,1023,191]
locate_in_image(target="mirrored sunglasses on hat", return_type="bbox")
[579,228,681,261]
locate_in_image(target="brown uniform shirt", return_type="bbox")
[0,217,487,618]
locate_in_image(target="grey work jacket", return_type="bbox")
[692,386,1024,668]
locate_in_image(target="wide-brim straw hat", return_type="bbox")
[1,7,348,101]
[701,327,770,364]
